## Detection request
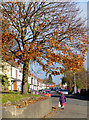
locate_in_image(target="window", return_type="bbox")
[16,70,18,78]
[11,67,12,76]
[31,77,33,85]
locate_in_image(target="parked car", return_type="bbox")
[35,91,40,95]
[42,90,51,97]
[30,90,37,94]
[72,91,75,95]
[38,90,43,94]
[56,88,61,93]
[30,90,40,95]
[58,88,62,93]
[56,88,59,93]
[59,89,68,95]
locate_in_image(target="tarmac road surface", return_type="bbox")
[45,91,89,118]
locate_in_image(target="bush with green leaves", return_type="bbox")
[0,74,10,91]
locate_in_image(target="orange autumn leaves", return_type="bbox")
[2,2,88,76]
[2,28,87,75]
[2,33,42,62]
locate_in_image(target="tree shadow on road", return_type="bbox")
[65,95,89,101]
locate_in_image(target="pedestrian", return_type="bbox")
[59,91,66,110]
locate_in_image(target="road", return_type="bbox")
[45,91,89,118]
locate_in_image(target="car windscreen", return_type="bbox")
[61,90,68,92]
[43,91,50,94]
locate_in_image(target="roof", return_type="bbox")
[11,77,21,81]
[2,57,22,69]
[42,90,50,91]
[28,71,31,76]
[9,60,21,68]
[2,58,45,84]
[46,83,56,85]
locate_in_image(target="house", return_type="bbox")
[0,59,23,91]
[0,59,11,90]
[37,78,46,90]
[29,74,35,90]
[28,71,32,90]
[33,75,38,90]
[28,74,41,91]
[28,72,38,91]
[46,83,56,89]
[42,83,46,90]
[10,60,22,91]
[0,59,47,92]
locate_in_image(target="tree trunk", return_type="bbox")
[22,60,29,94]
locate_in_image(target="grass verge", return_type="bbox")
[1,91,40,104]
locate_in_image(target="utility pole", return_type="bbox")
[33,62,34,90]
[74,72,77,94]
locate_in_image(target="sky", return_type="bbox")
[79,2,87,70]
[75,0,88,2]
[30,1,88,85]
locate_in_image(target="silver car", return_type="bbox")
[60,89,68,95]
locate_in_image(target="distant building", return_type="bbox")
[46,83,56,89]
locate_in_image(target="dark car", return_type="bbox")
[39,90,43,94]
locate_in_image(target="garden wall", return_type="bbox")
[2,98,52,118]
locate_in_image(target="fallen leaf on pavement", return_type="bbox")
[52,106,57,110]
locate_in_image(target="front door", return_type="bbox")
[14,81,17,90]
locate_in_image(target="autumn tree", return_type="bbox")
[61,77,66,85]
[61,71,74,91]
[61,67,87,91]
[1,2,87,94]
[58,83,62,88]
[43,78,48,84]
[76,68,87,89]
[48,74,53,83]
[43,74,53,83]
